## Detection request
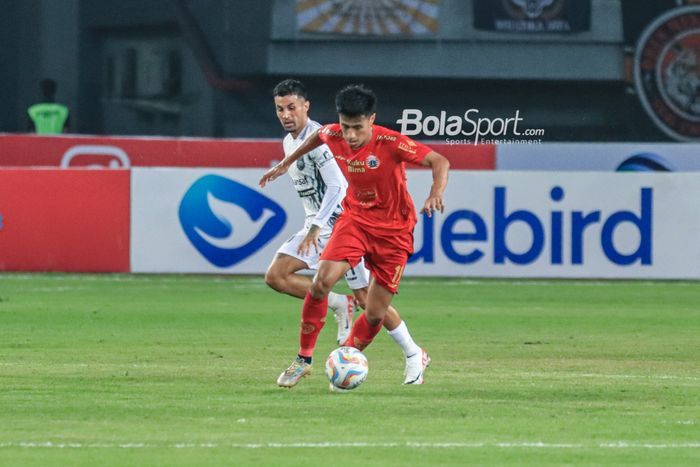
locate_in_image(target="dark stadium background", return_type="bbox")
[0,0,686,141]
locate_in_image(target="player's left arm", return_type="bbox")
[419,151,450,217]
[297,151,348,256]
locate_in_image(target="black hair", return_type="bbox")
[273,79,308,100]
[40,78,57,100]
[335,84,377,118]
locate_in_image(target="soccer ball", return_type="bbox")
[325,346,368,391]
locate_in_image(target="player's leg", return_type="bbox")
[382,304,425,383]
[266,232,353,332]
[351,286,400,329]
[300,259,352,356]
[264,253,312,298]
[346,260,421,356]
[343,277,393,350]
[347,258,402,321]
[343,228,431,383]
[296,259,352,360]
[363,291,425,382]
[337,261,373,345]
[342,234,409,351]
[266,230,319,298]
[277,259,351,388]
[348,282,430,384]
[277,215,366,388]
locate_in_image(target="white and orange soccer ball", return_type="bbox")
[325,346,369,391]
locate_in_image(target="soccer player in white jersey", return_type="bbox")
[266,79,428,388]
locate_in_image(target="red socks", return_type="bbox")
[342,312,383,351]
[298,293,382,356]
[298,292,328,358]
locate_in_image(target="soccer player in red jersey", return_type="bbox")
[260,84,449,387]
[267,79,429,388]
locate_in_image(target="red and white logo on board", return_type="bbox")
[634,6,700,141]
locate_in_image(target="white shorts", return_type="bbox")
[276,229,370,290]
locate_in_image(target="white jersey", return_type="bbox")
[282,120,347,234]
[276,119,370,289]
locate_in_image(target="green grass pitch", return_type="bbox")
[0,273,699,466]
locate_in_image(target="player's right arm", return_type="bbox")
[389,130,449,217]
[259,130,322,187]
[419,151,449,217]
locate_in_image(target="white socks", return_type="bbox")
[325,298,421,357]
[387,321,421,356]
[327,292,347,313]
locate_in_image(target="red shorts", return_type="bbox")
[321,214,413,294]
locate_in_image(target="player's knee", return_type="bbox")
[264,268,285,292]
[365,313,383,327]
[310,275,333,298]
[365,307,386,326]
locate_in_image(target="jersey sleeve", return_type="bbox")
[311,159,347,230]
[318,123,342,145]
[392,133,432,165]
[307,143,335,169]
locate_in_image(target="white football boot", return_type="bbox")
[403,348,431,385]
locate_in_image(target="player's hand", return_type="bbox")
[259,161,289,188]
[420,195,445,217]
[297,226,321,257]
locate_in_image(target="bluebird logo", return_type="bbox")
[410,186,653,266]
[179,175,286,267]
[616,152,675,172]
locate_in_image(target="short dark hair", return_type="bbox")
[40,78,57,99]
[335,84,376,118]
[273,79,308,100]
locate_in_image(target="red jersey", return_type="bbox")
[317,124,432,231]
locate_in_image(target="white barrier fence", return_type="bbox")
[131,169,700,279]
[496,143,700,171]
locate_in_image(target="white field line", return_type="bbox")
[1,363,698,385]
[3,363,696,384]
[420,279,699,287]
[1,441,699,450]
[506,372,700,382]
[0,274,260,284]
[19,287,90,292]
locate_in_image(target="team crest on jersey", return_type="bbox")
[366,155,380,169]
[634,6,700,141]
[296,157,306,171]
